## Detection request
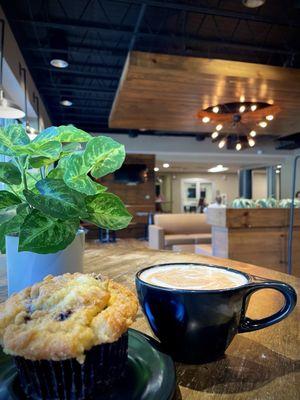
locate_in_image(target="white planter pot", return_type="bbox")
[6,230,85,296]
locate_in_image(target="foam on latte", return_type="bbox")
[140,264,248,290]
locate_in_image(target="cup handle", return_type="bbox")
[238,277,297,333]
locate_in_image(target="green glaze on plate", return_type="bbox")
[0,329,176,400]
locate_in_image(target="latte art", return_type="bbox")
[140,264,248,290]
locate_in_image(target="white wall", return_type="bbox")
[160,172,239,213]
[252,170,267,199]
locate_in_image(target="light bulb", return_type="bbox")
[259,121,268,128]
[249,130,256,137]
[236,142,242,151]
[239,105,246,113]
[202,116,210,123]
[277,164,282,169]
[218,139,226,149]
[248,138,255,147]
[154,167,159,172]
[251,104,257,111]
[276,169,280,174]
[216,124,223,131]
[266,114,274,121]
[211,131,219,139]
[163,163,170,168]
[212,106,219,113]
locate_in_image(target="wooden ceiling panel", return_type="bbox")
[109,51,300,136]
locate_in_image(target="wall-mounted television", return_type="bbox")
[114,164,147,184]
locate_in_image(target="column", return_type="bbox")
[267,166,276,198]
[239,169,252,198]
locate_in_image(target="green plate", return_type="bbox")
[0,328,176,400]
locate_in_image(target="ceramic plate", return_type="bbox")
[0,328,176,400]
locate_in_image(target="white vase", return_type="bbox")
[6,230,85,296]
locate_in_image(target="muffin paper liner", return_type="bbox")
[13,333,128,400]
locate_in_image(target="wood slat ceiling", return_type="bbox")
[109,51,300,136]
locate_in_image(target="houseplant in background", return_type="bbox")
[0,124,131,294]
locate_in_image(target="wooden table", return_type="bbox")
[0,241,299,400]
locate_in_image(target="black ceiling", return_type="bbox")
[2,0,300,135]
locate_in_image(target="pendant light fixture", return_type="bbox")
[0,19,25,119]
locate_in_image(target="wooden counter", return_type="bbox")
[0,242,299,400]
[206,208,300,277]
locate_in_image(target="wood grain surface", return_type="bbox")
[109,51,300,137]
[0,240,299,400]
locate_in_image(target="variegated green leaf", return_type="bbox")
[85,136,125,178]
[0,125,30,156]
[86,192,132,230]
[23,178,88,219]
[14,140,62,158]
[62,153,107,195]
[0,162,22,185]
[0,203,29,253]
[0,191,21,210]
[18,209,79,253]
[33,125,92,143]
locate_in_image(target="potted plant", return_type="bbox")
[0,124,132,295]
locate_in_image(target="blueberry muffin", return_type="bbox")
[0,273,138,400]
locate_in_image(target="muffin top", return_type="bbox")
[0,273,138,363]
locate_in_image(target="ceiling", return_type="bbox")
[109,51,300,136]
[2,0,300,137]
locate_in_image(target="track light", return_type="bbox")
[202,116,210,123]
[211,131,219,139]
[248,138,255,147]
[266,115,274,121]
[249,130,256,137]
[216,124,223,131]
[239,105,246,113]
[250,104,257,111]
[212,106,219,113]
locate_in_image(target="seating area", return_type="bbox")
[149,213,211,250]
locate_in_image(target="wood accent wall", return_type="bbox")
[100,154,156,238]
[206,208,300,277]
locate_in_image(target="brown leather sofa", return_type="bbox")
[148,213,211,250]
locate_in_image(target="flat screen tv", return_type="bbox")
[114,164,147,183]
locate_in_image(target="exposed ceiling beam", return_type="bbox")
[41,94,113,103]
[14,19,299,56]
[33,61,123,72]
[114,0,300,27]
[38,84,116,93]
[32,66,120,80]
[51,106,111,112]
[23,45,128,57]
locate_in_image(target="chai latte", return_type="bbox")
[140,264,248,290]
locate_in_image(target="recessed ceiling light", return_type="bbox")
[242,0,266,8]
[154,167,159,172]
[216,124,223,131]
[249,130,256,137]
[212,106,219,113]
[218,139,226,149]
[259,121,267,128]
[163,163,170,168]
[211,131,219,139]
[239,105,246,113]
[50,59,69,68]
[236,142,242,151]
[250,104,257,111]
[266,115,274,121]
[202,116,210,123]
[208,164,229,173]
[60,100,73,106]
